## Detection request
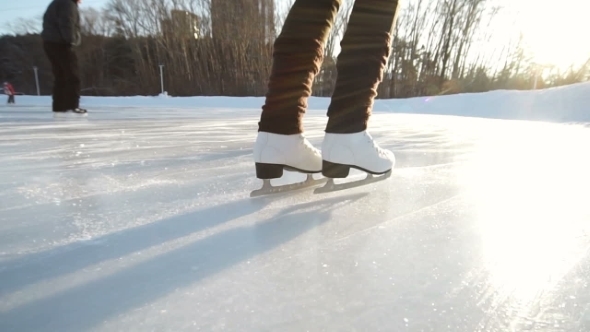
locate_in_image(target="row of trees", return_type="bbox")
[1,0,588,98]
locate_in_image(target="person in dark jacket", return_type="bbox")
[41,0,87,114]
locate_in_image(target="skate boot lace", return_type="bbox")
[364,132,386,156]
[299,135,320,156]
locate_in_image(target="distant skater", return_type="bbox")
[252,0,399,195]
[41,0,87,115]
[3,82,15,104]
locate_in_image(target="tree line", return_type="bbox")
[1,0,588,98]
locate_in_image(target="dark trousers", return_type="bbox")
[7,95,15,104]
[259,0,400,134]
[43,41,81,112]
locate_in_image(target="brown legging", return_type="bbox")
[258,0,400,135]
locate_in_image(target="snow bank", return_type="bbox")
[8,81,590,123]
[376,81,590,123]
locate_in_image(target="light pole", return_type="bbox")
[159,64,164,95]
[33,66,40,96]
[533,64,539,90]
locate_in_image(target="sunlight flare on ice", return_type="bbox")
[459,121,590,305]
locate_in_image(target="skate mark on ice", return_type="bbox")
[0,198,265,297]
[0,193,366,332]
[331,194,462,243]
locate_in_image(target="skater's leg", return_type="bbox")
[62,47,81,111]
[326,0,400,133]
[321,0,400,178]
[253,0,341,180]
[258,0,341,135]
[43,42,66,112]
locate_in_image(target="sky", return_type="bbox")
[492,0,590,71]
[0,0,588,72]
[0,0,109,30]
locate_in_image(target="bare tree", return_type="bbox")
[0,0,586,97]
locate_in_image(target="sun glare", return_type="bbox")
[458,121,590,314]
[506,0,590,71]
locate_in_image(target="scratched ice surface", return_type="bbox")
[0,83,589,331]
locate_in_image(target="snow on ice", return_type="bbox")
[0,82,589,331]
